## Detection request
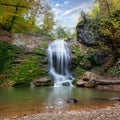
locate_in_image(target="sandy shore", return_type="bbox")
[2,103,120,120]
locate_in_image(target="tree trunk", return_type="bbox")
[8,3,19,31]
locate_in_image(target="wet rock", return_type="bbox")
[32,77,53,87]
[76,19,97,46]
[76,81,85,87]
[84,81,96,88]
[67,98,77,103]
[82,72,98,81]
[62,82,70,86]
[77,72,98,88]
[13,83,29,87]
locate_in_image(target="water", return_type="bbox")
[47,39,74,87]
[0,87,120,118]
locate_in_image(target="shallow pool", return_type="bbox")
[0,87,119,118]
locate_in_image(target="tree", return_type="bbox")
[77,0,120,73]
[94,0,120,16]
[92,0,120,57]
[55,26,71,40]
[0,0,52,33]
[42,11,55,33]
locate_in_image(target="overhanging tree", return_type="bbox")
[0,0,53,33]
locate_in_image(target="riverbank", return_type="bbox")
[3,103,120,120]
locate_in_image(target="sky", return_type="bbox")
[49,0,93,29]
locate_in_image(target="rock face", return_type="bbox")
[69,40,80,70]
[77,72,98,88]
[76,21,97,46]
[77,71,120,89]
[0,29,13,42]
[32,78,53,87]
[94,49,109,65]
[79,59,92,69]
[76,15,111,67]
[12,33,49,51]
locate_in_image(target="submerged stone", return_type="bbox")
[67,98,78,103]
[109,97,120,101]
[62,82,70,86]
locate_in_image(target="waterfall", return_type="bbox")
[47,39,74,87]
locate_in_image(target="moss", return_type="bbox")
[71,45,81,62]
[72,79,78,86]
[74,66,87,79]
[4,55,48,85]
[0,40,48,86]
[0,40,23,84]
[108,58,120,76]
[0,40,22,73]
[33,42,48,55]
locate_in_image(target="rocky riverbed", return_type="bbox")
[3,103,120,120]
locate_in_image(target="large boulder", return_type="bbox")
[76,20,110,66]
[77,72,99,88]
[76,19,98,46]
[32,77,53,87]
[76,11,99,46]
[82,71,98,81]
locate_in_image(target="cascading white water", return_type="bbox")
[47,39,74,87]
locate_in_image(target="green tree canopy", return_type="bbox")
[55,26,71,40]
[0,0,54,33]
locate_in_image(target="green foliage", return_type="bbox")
[6,55,47,85]
[84,0,120,58]
[0,40,22,73]
[108,58,120,76]
[0,0,54,33]
[55,26,72,40]
[0,40,48,86]
[76,0,120,74]
[73,65,87,85]
[74,66,87,79]
[71,45,81,61]
[42,12,55,33]
[33,42,48,55]
[88,3,100,19]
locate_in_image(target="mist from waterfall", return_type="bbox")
[47,39,74,87]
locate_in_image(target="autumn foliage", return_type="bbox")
[0,0,55,33]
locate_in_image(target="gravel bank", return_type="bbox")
[3,103,120,120]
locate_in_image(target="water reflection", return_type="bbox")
[0,87,120,118]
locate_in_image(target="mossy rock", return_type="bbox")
[0,80,14,87]
[12,82,30,87]
[32,77,53,87]
[74,66,87,79]
[0,41,48,86]
[79,59,92,69]
[72,80,78,86]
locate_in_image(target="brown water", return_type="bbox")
[0,87,120,118]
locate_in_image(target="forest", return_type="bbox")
[0,0,120,87]
[0,0,120,119]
